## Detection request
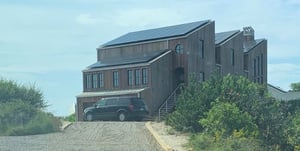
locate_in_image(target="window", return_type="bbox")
[199,40,204,58]
[86,74,92,89]
[216,65,221,75]
[99,73,104,88]
[96,100,106,107]
[92,74,98,88]
[199,72,205,82]
[175,44,183,54]
[142,68,148,84]
[135,69,141,85]
[253,59,256,76]
[215,47,221,64]
[231,49,235,66]
[113,71,119,87]
[257,56,260,75]
[128,70,133,86]
[261,54,264,75]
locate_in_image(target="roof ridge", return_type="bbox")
[101,20,211,47]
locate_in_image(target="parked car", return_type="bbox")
[84,96,149,121]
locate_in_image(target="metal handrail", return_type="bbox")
[158,84,182,121]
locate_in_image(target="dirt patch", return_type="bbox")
[150,122,189,151]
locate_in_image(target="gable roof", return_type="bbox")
[85,49,169,70]
[268,84,300,101]
[215,30,240,45]
[102,20,210,47]
[243,39,265,52]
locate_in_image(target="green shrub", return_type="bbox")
[189,133,263,151]
[6,111,61,136]
[0,78,61,136]
[200,102,258,138]
[64,113,75,122]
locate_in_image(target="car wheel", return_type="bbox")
[118,112,126,121]
[86,113,93,121]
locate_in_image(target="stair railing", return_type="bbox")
[158,84,182,121]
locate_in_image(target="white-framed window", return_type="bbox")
[142,68,148,84]
[86,74,92,89]
[135,69,141,85]
[113,71,119,87]
[92,73,98,88]
[128,70,133,86]
[99,73,104,88]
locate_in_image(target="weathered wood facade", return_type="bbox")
[76,20,267,121]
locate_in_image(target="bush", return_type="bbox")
[65,113,75,122]
[200,102,258,138]
[189,133,263,151]
[0,78,61,136]
[286,110,300,150]
[5,111,61,136]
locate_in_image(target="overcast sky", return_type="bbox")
[0,0,299,116]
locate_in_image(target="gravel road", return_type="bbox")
[0,122,162,151]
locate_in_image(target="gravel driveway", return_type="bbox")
[0,122,162,151]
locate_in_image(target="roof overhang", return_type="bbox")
[76,87,148,98]
[82,49,172,72]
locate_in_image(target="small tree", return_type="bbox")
[286,111,300,150]
[0,78,61,136]
[200,102,258,139]
[291,82,300,92]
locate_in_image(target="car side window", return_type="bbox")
[105,98,117,106]
[96,100,106,107]
[118,98,130,106]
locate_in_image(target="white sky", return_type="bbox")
[0,0,299,116]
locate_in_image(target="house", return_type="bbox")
[268,84,300,101]
[76,20,267,121]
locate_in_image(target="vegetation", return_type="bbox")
[166,74,300,150]
[0,78,61,136]
[64,113,76,122]
[291,82,300,92]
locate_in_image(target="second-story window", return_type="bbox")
[261,54,264,75]
[199,40,204,58]
[86,74,92,89]
[231,49,235,66]
[113,71,119,87]
[135,69,141,85]
[99,73,104,88]
[254,59,257,77]
[92,73,98,88]
[175,44,183,54]
[142,68,148,84]
[128,70,133,86]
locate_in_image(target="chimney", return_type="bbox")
[243,26,255,42]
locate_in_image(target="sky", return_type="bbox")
[0,0,299,116]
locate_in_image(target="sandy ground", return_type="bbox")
[150,122,190,151]
[0,122,161,151]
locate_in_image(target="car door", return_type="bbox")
[94,99,107,120]
[104,98,118,120]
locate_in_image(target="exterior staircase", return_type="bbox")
[158,84,182,121]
